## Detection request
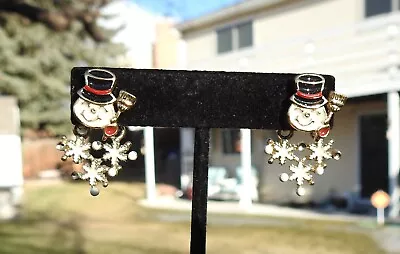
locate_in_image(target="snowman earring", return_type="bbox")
[56,69,138,196]
[265,74,347,196]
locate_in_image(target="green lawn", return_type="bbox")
[0,181,385,254]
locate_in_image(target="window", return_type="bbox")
[217,28,233,54]
[238,22,253,48]
[222,129,241,154]
[365,0,392,17]
[217,21,253,54]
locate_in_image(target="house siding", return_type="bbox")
[184,0,365,66]
[254,0,360,45]
[185,29,216,64]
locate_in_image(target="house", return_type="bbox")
[175,0,400,217]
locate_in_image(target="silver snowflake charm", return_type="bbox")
[308,138,334,164]
[265,138,297,165]
[56,135,92,164]
[101,128,138,177]
[72,158,109,196]
[279,160,314,196]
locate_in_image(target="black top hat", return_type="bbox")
[77,69,117,104]
[290,73,328,109]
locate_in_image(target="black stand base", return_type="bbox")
[190,128,210,254]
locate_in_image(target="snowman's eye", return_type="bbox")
[301,110,309,115]
[91,108,97,114]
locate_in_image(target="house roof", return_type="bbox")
[176,0,291,33]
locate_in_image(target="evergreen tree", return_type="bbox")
[0,0,125,136]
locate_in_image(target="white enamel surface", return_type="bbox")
[279,173,289,182]
[315,165,325,175]
[73,98,116,128]
[288,161,312,186]
[66,137,91,163]
[128,151,138,160]
[92,141,103,151]
[296,186,306,196]
[288,104,328,132]
[272,140,295,164]
[102,138,130,166]
[264,143,274,154]
[108,167,117,177]
[81,159,107,186]
[309,139,333,164]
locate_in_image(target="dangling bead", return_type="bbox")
[298,143,307,151]
[280,173,289,182]
[296,186,306,196]
[71,171,80,180]
[90,186,100,196]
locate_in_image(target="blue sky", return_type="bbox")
[131,0,243,20]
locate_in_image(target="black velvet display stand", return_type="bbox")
[70,68,335,254]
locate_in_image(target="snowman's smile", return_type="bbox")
[81,110,100,122]
[295,117,314,127]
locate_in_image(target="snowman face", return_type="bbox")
[73,98,116,128]
[288,104,328,132]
